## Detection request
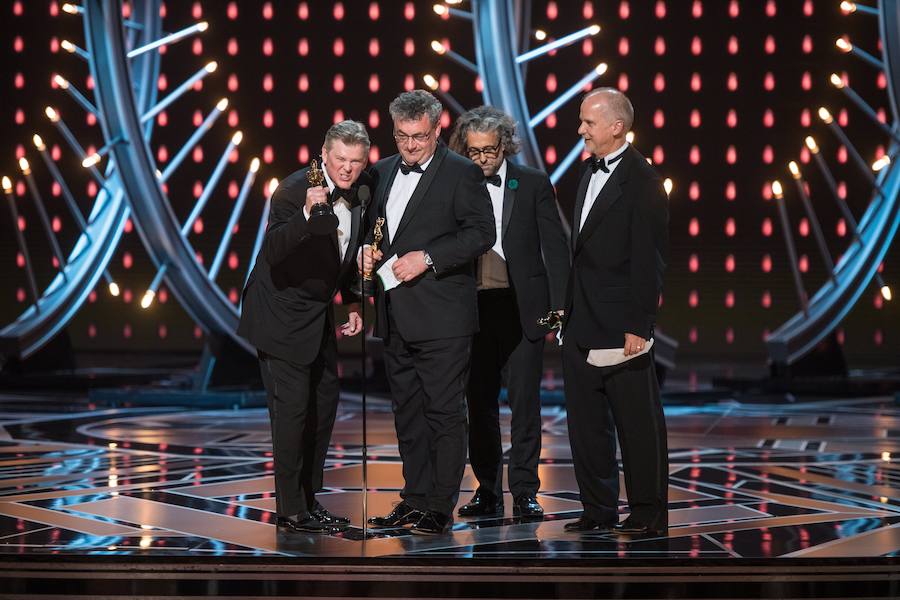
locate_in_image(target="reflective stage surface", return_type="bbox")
[2,392,900,560]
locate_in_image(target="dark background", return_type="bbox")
[1,0,897,369]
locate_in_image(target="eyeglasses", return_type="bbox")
[466,144,502,159]
[394,130,433,144]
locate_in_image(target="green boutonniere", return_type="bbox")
[507,178,519,190]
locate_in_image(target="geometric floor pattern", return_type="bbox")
[2,392,900,558]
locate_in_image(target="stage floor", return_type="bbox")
[2,392,900,560]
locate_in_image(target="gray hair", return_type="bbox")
[324,120,371,151]
[389,89,443,127]
[583,87,634,132]
[448,106,522,156]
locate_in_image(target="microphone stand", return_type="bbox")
[356,186,373,540]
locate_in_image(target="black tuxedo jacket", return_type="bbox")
[563,145,669,349]
[237,167,364,365]
[368,144,495,342]
[495,161,570,341]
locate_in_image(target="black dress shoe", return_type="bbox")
[563,516,617,532]
[367,501,424,528]
[276,514,347,534]
[410,511,453,535]
[311,502,350,525]
[513,494,544,517]
[613,517,667,536]
[457,490,504,517]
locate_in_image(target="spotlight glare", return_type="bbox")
[625,131,635,144]
[663,178,673,196]
[872,155,891,172]
[1,176,12,193]
[108,281,120,296]
[589,24,602,35]
[830,73,845,88]
[53,74,69,89]
[32,134,45,150]
[595,62,608,75]
[840,1,857,14]
[804,136,819,153]
[431,40,446,54]
[534,29,547,41]
[433,4,448,16]
[216,98,229,111]
[422,74,439,90]
[18,157,30,174]
[835,37,852,53]
[267,177,279,196]
[818,107,833,123]
[82,153,101,168]
[250,157,260,173]
[197,21,209,32]
[205,61,218,73]
[61,3,79,15]
[45,106,60,122]
[788,161,801,179]
[61,40,76,53]
[771,180,784,199]
[232,130,243,145]
[881,285,892,301]
[140,290,155,309]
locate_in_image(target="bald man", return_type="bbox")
[562,88,669,536]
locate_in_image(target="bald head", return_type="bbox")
[578,88,633,158]
[582,88,634,131]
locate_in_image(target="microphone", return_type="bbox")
[357,184,371,211]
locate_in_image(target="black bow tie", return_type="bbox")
[399,162,425,175]
[485,174,502,187]
[591,152,624,174]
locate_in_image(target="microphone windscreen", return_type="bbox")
[358,185,371,207]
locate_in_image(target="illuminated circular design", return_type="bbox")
[0,2,159,359]
[765,1,900,365]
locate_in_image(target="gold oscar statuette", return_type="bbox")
[305,159,338,235]
[361,217,385,295]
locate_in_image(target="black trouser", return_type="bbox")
[258,324,339,519]
[467,288,544,499]
[384,311,471,516]
[562,341,668,527]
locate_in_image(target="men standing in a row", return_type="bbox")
[238,121,370,534]
[448,107,570,518]
[362,90,496,535]
[562,88,670,535]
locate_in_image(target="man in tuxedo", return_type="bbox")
[562,88,669,535]
[238,120,370,534]
[362,90,495,535]
[447,106,570,519]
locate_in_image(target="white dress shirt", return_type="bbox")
[486,160,507,260]
[303,165,353,261]
[579,142,629,232]
[385,153,435,241]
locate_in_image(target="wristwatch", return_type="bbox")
[423,251,434,270]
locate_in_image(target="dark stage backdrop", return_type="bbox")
[1,0,897,367]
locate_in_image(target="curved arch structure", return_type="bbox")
[766,2,900,365]
[84,0,252,353]
[0,1,161,359]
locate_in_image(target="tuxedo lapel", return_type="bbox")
[341,204,361,269]
[575,150,634,253]
[392,144,448,243]
[377,156,402,250]
[572,164,592,251]
[501,162,517,241]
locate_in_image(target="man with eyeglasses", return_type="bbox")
[361,90,495,535]
[447,106,570,520]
